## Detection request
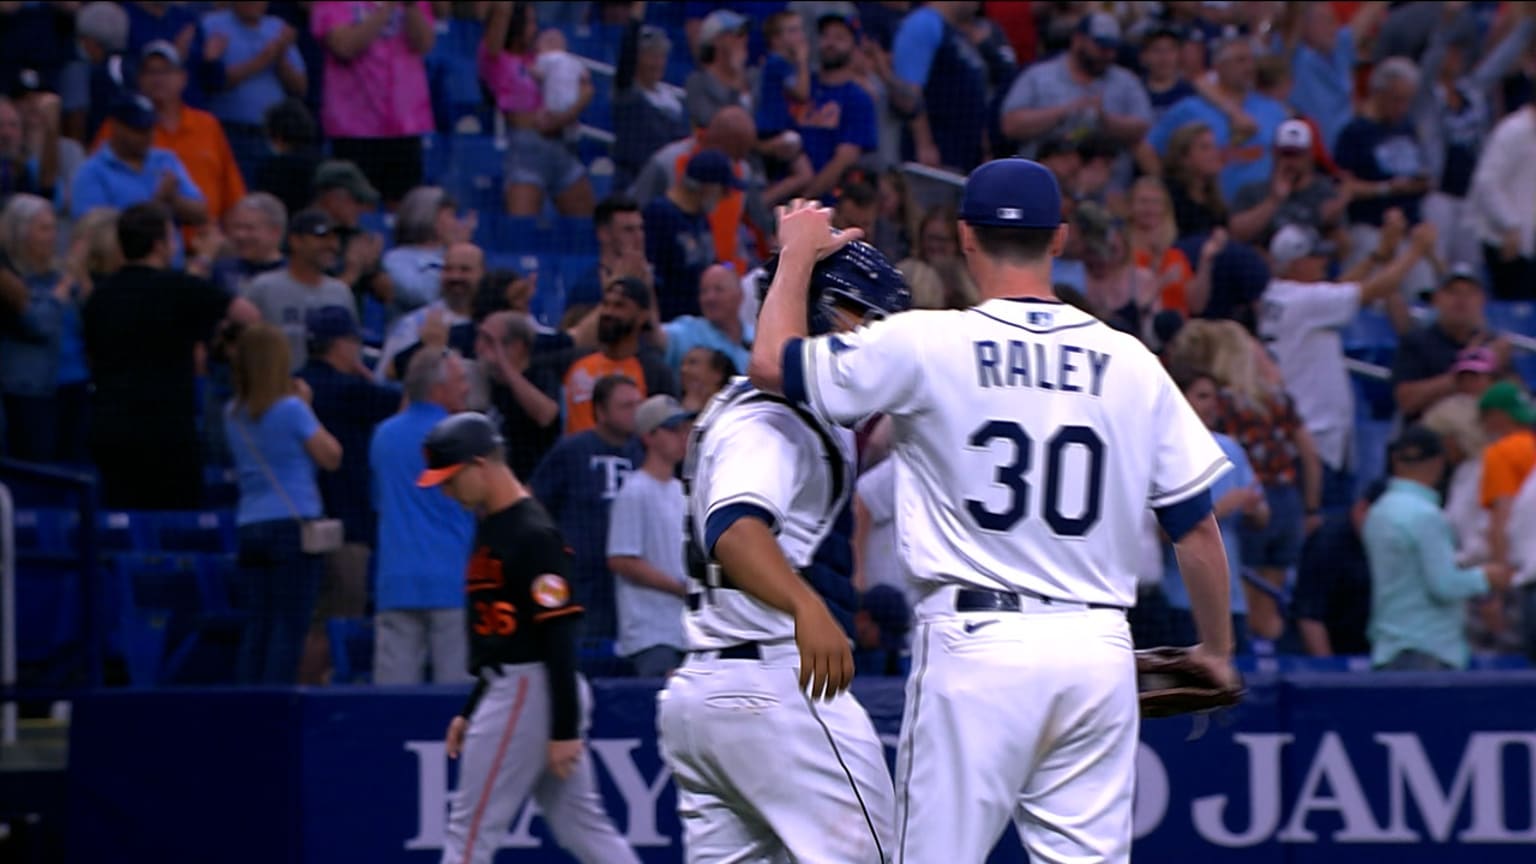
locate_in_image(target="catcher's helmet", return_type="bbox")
[759,239,912,336]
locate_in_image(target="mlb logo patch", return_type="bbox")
[1028,310,1054,327]
[996,207,1023,221]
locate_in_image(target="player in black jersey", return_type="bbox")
[418,412,637,864]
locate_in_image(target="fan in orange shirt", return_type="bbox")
[1479,381,1536,569]
[94,41,246,228]
[562,277,674,435]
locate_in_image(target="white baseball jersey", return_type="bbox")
[1258,279,1361,470]
[682,378,856,649]
[785,297,1229,609]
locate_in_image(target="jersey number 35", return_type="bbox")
[473,601,518,637]
[965,420,1105,537]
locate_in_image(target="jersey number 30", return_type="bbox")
[964,421,1104,536]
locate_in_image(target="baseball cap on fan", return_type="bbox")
[698,9,749,47]
[635,395,694,436]
[1268,224,1336,269]
[1077,12,1122,49]
[959,158,1063,228]
[417,412,504,487]
[1275,119,1313,152]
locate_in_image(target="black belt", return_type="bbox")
[955,587,1126,613]
[692,642,763,660]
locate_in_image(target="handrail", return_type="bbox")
[577,55,687,99]
[1,482,14,746]
[1344,357,1391,380]
[899,161,967,188]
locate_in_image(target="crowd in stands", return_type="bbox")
[5,0,1536,688]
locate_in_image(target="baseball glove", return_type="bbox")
[1135,647,1244,718]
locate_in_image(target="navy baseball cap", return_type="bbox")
[418,412,504,487]
[685,149,742,189]
[1077,12,1122,49]
[289,208,335,237]
[109,92,156,131]
[959,158,1063,229]
[306,305,359,346]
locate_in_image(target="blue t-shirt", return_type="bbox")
[893,6,989,172]
[1289,28,1356,152]
[1150,93,1290,205]
[1333,115,1427,226]
[369,402,475,610]
[799,77,879,176]
[226,396,323,526]
[1162,432,1253,613]
[756,52,797,137]
[201,10,307,126]
[662,315,751,376]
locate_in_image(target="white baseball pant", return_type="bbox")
[658,641,896,863]
[894,587,1138,864]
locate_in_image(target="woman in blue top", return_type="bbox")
[0,193,91,463]
[226,323,342,684]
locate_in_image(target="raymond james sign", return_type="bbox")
[68,673,1536,864]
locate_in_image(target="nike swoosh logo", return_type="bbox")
[963,620,997,635]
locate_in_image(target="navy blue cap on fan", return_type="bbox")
[109,93,157,131]
[959,158,1063,229]
[685,149,743,189]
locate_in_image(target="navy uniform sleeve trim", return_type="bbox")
[704,503,779,556]
[781,337,808,404]
[1155,489,1213,543]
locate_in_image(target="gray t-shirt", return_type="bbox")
[684,68,752,128]
[1000,55,1153,157]
[606,469,688,657]
[244,269,355,371]
[1231,175,1340,245]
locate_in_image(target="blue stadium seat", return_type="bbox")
[112,553,202,685]
[97,511,155,554]
[421,133,452,184]
[1340,309,1397,356]
[487,215,555,254]
[359,294,388,348]
[553,216,597,255]
[13,507,75,553]
[159,554,244,684]
[157,511,238,555]
[357,209,392,240]
[1486,301,1536,339]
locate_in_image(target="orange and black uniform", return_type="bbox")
[458,497,585,739]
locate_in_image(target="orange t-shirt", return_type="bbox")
[1134,246,1194,315]
[672,142,746,271]
[562,354,646,435]
[95,107,247,225]
[1480,430,1536,508]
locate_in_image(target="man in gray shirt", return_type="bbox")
[605,394,692,677]
[245,208,355,371]
[999,13,1153,159]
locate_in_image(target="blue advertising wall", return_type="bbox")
[67,673,1536,863]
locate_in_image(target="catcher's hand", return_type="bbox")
[1136,645,1244,718]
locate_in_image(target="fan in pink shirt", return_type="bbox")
[311,1,436,205]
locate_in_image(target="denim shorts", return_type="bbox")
[504,127,586,194]
[1240,482,1303,569]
